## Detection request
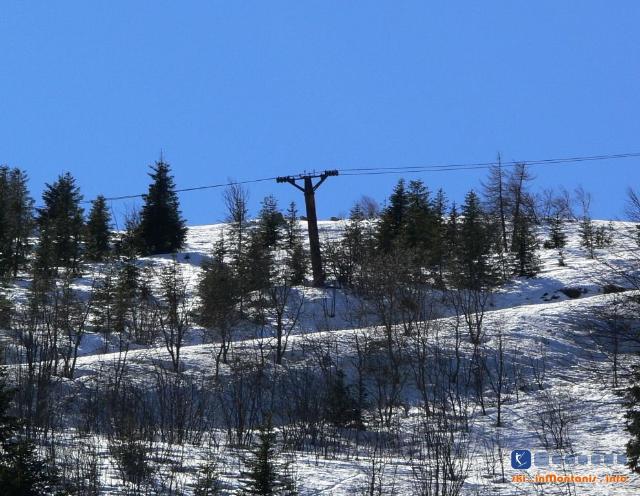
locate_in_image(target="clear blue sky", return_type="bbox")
[1,2,639,225]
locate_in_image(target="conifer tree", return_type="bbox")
[0,167,33,279]
[430,188,448,285]
[325,369,361,428]
[240,418,297,495]
[85,195,112,262]
[138,159,187,255]
[508,164,540,277]
[456,190,496,289]
[35,172,84,275]
[223,183,251,315]
[283,202,306,285]
[547,215,567,249]
[402,179,435,258]
[445,202,460,275]
[482,158,510,254]
[197,241,240,364]
[0,370,58,494]
[377,179,408,252]
[626,365,640,473]
[257,195,285,250]
[512,212,540,277]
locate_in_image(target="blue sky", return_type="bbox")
[1,2,639,224]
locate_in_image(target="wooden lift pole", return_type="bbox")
[277,170,338,287]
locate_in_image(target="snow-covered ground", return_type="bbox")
[5,220,640,495]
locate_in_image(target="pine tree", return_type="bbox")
[197,246,240,363]
[0,291,11,330]
[257,195,285,250]
[402,179,436,260]
[283,202,306,285]
[0,167,33,279]
[35,172,84,275]
[456,190,496,289]
[626,365,640,473]
[223,183,251,316]
[138,159,187,255]
[508,164,540,277]
[240,419,297,495]
[579,216,596,258]
[430,188,448,286]
[325,369,361,428]
[0,370,58,495]
[324,203,376,289]
[245,227,274,291]
[482,158,510,254]
[194,458,222,495]
[377,179,408,252]
[85,195,112,262]
[547,215,567,249]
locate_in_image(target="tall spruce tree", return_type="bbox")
[0,167,34,279]
[283,202,306,285]
[547,215,567,249]
[85,195,112,262]
[138,159,187,255]
[508,164,540,277]
[377,179,408,252]
[456,190,496,289]
[36,172,84,275]
[257,195,285,250]
[431,188,448,286]
[402,179,435,257]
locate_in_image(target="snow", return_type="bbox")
[5,219,640,494]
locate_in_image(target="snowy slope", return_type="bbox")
[6,220,640,495]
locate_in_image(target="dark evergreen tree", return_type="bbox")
[324,203,376,289]
[402,180,436,260]
[0,167,34,279]
[512,211,540,277]
[547,215,567,249]
[35,172,84,275]
[325,369,361,428]
[377,179,408,252]
[430,188,448,286]
[579,215,596,258]
[0,371,58,495]
[194,458,223,495]
[455,190,497,289]
[508,164,540,277]
[223,183,251,316]
[257,195,285,250]
[239,419,297,495]
[197,241,240,363]
[245,227,274,291]
[482,158,510,254]
[0,291,11,330]
[594,222,614,248]
[283,202,306,285]
[84,195,111,262]
[138,159,187,255]
[626,364,640,473]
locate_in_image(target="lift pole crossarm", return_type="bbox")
[276,176,305,192]
[313,170,338,191]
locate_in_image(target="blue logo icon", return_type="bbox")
[511,450,532,469]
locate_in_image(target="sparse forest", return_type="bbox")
[0,158,639,495]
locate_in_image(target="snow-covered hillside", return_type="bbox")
[5,219,640,495]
